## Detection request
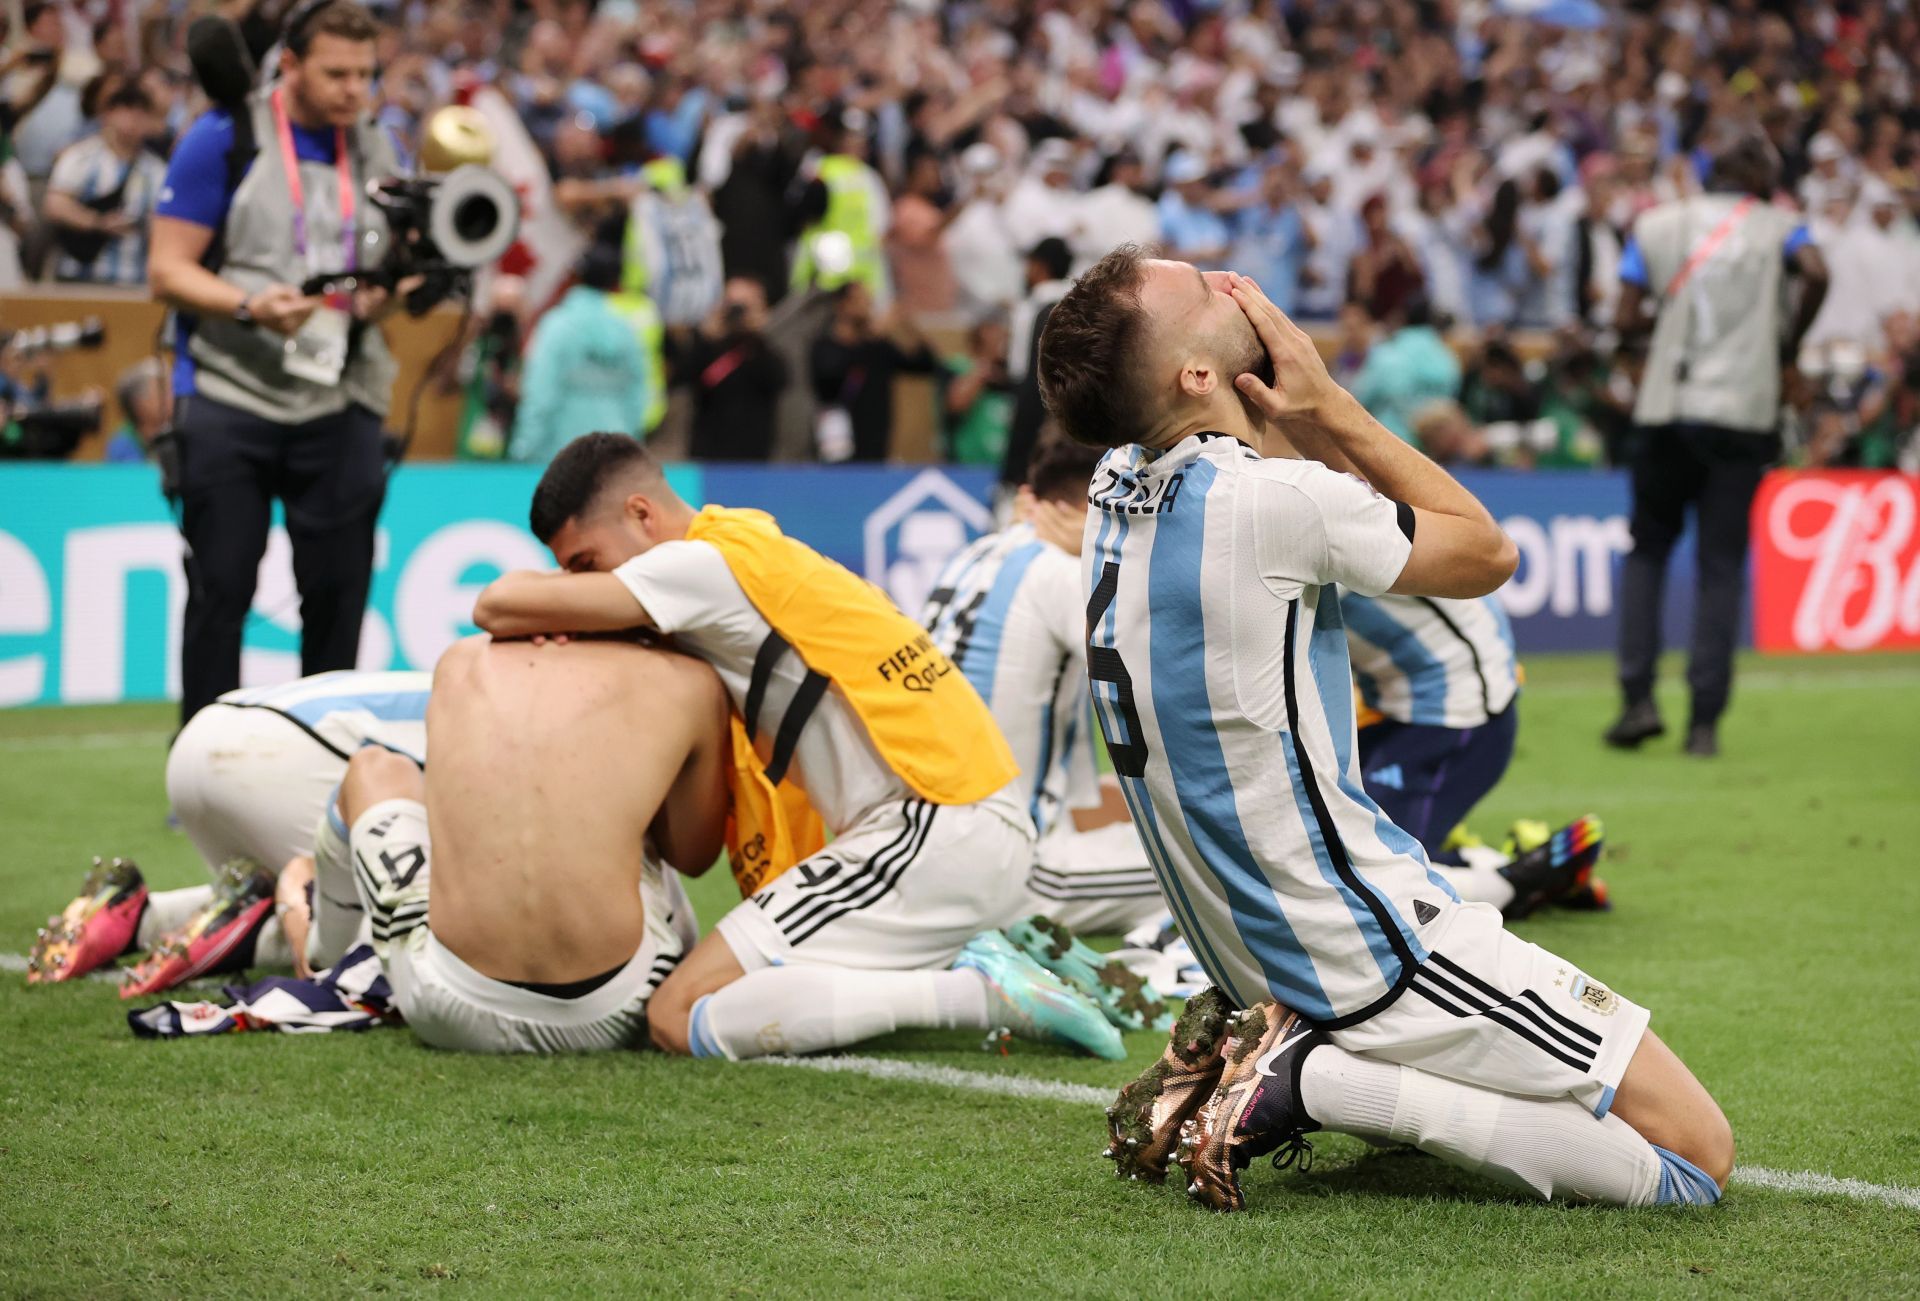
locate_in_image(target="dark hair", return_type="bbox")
[1709,134,1779,198]
[1025,431,1105,502]
[529,432,658,542]
[103,83,154,114]
[286,0,377,56]
[1028,236,1072,283]
[1477,178,1520,272]
[577,240,623,291]
[1037,244,1152,449]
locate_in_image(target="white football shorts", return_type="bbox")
[166,702,347,873]
[348,798,695,1054]
[1023,820,1166,935]
[1332,902,1651,1117]
[716,792,1032,974]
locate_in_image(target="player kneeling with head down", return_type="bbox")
[475,436,1127,1063]
[335,634,721,1052]
[29,671,429,993]
[1039,247,1732,1210]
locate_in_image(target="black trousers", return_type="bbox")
[1615,422,1776,728]
[175,393,387,726]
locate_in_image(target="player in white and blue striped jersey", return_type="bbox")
[1038,248,1731,1210]
[920,441,1163,935]
[31,670,431,989]
[1344,592,1606,918]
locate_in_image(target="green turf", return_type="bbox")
[2,652,1918,1297]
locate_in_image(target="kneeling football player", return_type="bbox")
[335,633,717,1053]
[476,434,1126,1062]
[28,670,429,993]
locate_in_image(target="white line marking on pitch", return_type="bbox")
[0,952,122,983]
[0,951,221,990]
[0,730,172,753]
[757,1053,1920,1211]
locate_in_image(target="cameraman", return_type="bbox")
[147,0,407,727]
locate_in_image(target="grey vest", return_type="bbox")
[189,92,399,423]
[1632,194,1802,434]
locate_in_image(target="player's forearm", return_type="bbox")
[1308,389,1500,529]
[472,571,652,638]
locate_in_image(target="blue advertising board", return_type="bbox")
[0,462,1694,707]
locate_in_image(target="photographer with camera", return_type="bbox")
[0,320,104,458]
[147,0,409,728]
[678,274,787,462]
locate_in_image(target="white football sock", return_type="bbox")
[136,886,212,948]
[251,915,291,967]
[1437,863,1516,911]
[1300,1045,1661,1205]
[688,967,991,1060]
[309,806,367,969]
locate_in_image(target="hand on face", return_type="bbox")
[1225,271,1339,424]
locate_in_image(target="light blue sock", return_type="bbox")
[1653,1146,1723,1205]
[686,994,727,1059]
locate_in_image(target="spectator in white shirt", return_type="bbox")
[1072,149,1156,273]
[1002,136,1083,251]
[947,143,1025,315]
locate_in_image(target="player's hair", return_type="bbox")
[1036,243,1152,449]
[1025,430,1105,503]
[285,0,378,56]
[529,433,664,543]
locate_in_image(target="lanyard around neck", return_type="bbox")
[271,85,356,277]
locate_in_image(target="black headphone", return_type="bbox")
[279,0,336,55]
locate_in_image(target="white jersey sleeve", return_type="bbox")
[1250,461,1413,599]
[612,540,743,635]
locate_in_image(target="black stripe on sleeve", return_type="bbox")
[1394,500,1416,544]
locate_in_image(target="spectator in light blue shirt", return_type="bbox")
[1229,163,1308,316]
[1157,151,1232,269]
[1352,297,1463,444]
[511,244,652,465]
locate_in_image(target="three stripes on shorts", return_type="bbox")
[1410,952,1603,1072]
[762,800,938,947]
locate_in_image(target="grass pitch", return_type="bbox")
[2,652,1917,1297]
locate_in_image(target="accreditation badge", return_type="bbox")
[282,305,351,386]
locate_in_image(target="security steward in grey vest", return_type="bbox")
[149,0,408,727]
[1605,136,1829,757]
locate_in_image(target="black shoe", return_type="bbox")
[1498,815,1604,921]
[1683,723,1719,758]
[1603,700,1665,749]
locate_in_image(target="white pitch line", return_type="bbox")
[755,1053,1920,1211]
[0,729,172,753]
[0,951,222,991]
[0,951,122,984]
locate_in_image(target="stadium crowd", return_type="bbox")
[3,0,1920,472]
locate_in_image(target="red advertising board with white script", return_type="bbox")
[1752,471,1920,653]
